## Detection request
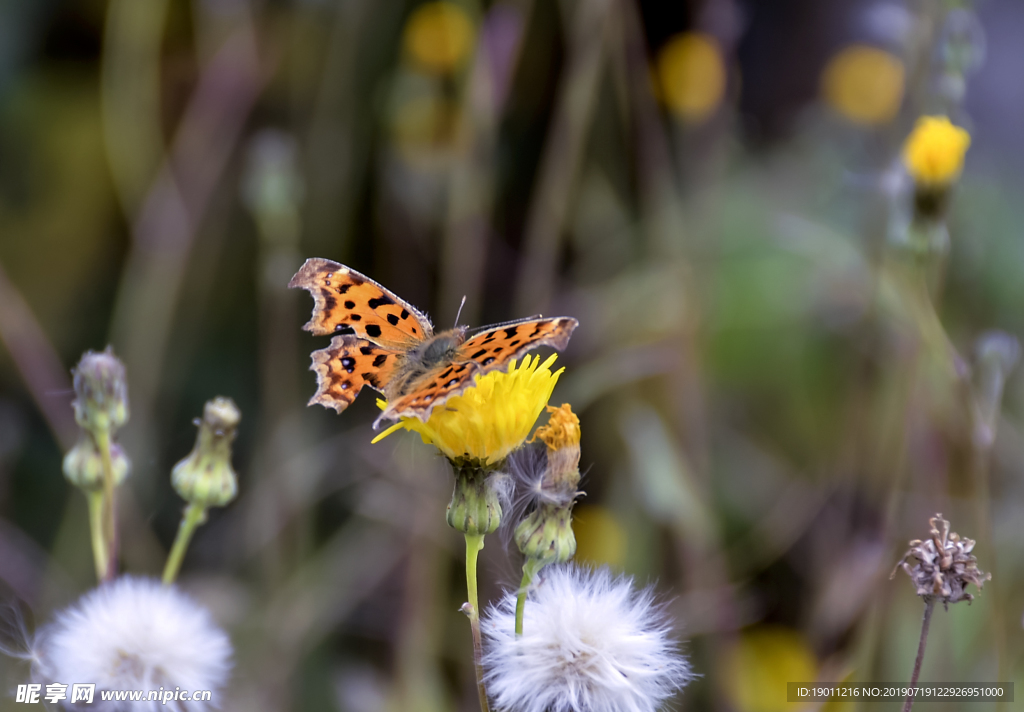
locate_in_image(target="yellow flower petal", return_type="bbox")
[372,354,564,465]
[532,403,580,452]
[902,115,971,186]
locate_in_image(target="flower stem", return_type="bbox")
[902,600,935,712]
[515,580,528,638]
[515,558,544,637]
[163,503,206,584]
[94,426,118,581]
[86,490,108,582]
[463,533,490,712]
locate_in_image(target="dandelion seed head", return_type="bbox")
[34,577,232,710]
[482,565,693,712]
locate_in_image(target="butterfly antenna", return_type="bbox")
[454,295,467,328]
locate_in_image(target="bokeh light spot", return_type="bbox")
[656,33,726,122]
[821,45,904,125]
[403,2,476,75]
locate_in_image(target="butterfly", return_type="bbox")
[289,258,578,428]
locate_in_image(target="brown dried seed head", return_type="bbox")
[891,513,990,607]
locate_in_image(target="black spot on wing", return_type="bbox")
[337,284,351,295]
[344,300,356,309]
[503,326,518,339]
[470,349,487,359]
[400,309,410,320]
[366,325,382,338]
[372,354,388,367]
[359,345,374,355]
[368,295,394,309]
[350,314,362,321]
[387,313,399,326]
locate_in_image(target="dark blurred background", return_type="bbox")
[2,0,1023,710]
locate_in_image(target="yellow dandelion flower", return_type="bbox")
[821,45,904,125]
[656,33,726,122]
[902,116,971,186]
[403,2,475,75]
[373,354,564,466]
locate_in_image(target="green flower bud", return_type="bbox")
[446,458,502,536]
[71,347,129,434]
[62,434,130,490]
[514,502,576,566]
[172,397,240,508]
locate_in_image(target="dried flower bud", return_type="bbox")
[530,404,581,503]
[62,435,130,490]
[892,513,990,607]
[71,348,129,434]
[513,404,583,570]
[172,398,240,508]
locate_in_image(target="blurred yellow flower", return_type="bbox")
[403,2,475,75]
[724,626,817,712]
[572,504,626,569]
[821,45,904,125]
[656,33,726,122]
[902,116,971,186]
[373,354,563,465]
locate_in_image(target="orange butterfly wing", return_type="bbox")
[309,335,402,413]
[288,258,433,348]
[377,316,578,425]
[457,316,578,370]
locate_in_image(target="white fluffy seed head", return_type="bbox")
[481,565,693,712]
[33,576,232,710]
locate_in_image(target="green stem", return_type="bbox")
[86,490,108,582]
[515,558,545,637]
[163,503,206,584]
[463,533,490,712]
[94,427,118,581]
